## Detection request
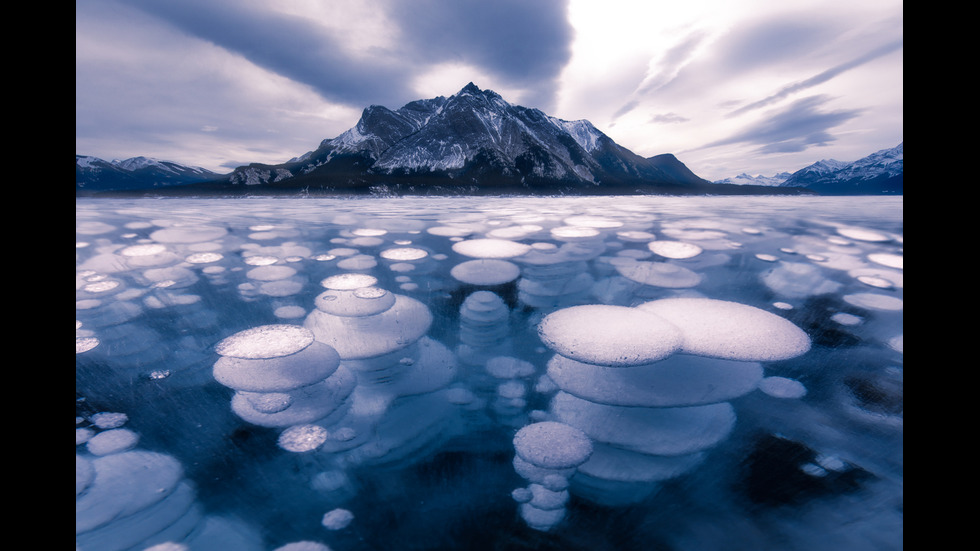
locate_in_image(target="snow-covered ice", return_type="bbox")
[77,196,902,550]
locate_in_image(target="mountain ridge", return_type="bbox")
[76,84,898,197]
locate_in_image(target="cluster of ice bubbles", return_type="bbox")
[77,199,902,548]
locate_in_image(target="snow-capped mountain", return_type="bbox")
[220,83,761,195]
[778,143,903,195]
[713,172,794,187]
[76,155,221,191]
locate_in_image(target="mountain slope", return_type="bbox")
[779,143,903,195]
[215,83,769,196]
[76,155,221,191]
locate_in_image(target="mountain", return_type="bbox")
[778,143,903,195]
[76,155,221,191]
[713,172,794,187]
[166,83,806,197]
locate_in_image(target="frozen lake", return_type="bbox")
[76,195,903,551]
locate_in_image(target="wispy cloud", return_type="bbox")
[726,39,903,118]
[705,95,863,153]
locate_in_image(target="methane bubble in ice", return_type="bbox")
[647,240,702,259]
[512,422,593,531]
[758,376,808,399]
[277,424,329,452]
[450,259,521,285]
[636,298,811,361]
[546,353,763,407]
[452,238,532,259]
[320,508,354,530]
[214,324,315,360]
[842,292,904,311]
[537,305,683,366]
[868,253,904,270]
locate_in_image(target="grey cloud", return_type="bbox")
[705,95,862,153]
[123,0,574,112]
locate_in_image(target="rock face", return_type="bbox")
[220,83,731,195]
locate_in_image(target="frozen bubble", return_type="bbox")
[837,226,890,242]
[577,442,706,483]
[75,450,183,534]
[144,543,189,551]
[215,325,315,359]
[86,428,140,456]
[150,225,228,244]
[758,376,807,399]
[843,292,904,312]
[277,424,329,452]
[90,412,128,429]
[76,336,100,354]
[321,273,378,290]
[551,391,735,456]
[636,298,811,362]
[520,502,565,530]
[528,483,570,510]
[802,463,830,477]
[760,261,841,299]
[274,305,308,319]
[337,254,377,270]
[246,265,297,281]
[648,241,703,259]
[314,286,396,317]
[754,254,779,262]
[427,225,475,237]
[380,247,428,261]
[550,226,601,240]
[541,473,569,491]
[244,255,281,266]
[120,243,169,257]
[831,312,862,326]
[273,542,332,551]
[538,305,683,366]
[486,356,536,379]
[185,252,223,264]
[488,225,543,239]
[450,259,521,285]
[215,341,342,393]
[816,453,848,472]
[547,353,763,407]
[563,215,623,228]
[304,294,433,359]
[868,252,903,270]
[616,230,657,242]
[352,228,387,237]
[773,302,793,310]
[889,334,903,353]
[615,260,702,289]
[511,487,533,503]
[513,421,593,469]
[77,427,95,445]
[452,238,532,259]
[243,392,293,413]
[76,221,117,235]
[321,508,354,530]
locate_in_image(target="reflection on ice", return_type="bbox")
[77,196,902,550]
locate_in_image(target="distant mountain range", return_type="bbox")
[76,83,900,197]
[75,156,221,192]
[713,143,903,195]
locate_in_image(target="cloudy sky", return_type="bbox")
[76,0,902,181]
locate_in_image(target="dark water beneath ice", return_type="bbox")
[76,196,903,551]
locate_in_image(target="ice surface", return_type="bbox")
[77,196,902,550]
